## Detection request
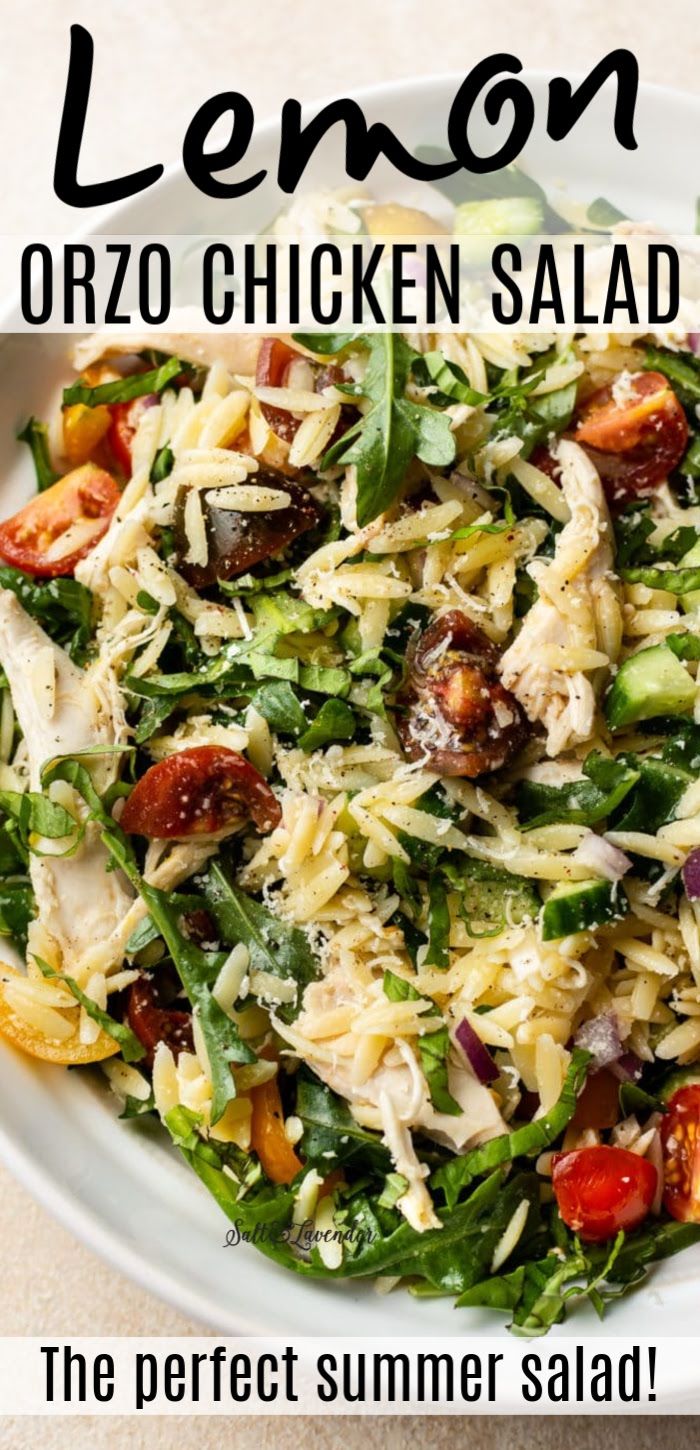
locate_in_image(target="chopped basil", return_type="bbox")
[63,356,184,408]
[17,417,59,492]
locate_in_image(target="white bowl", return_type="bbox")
[0,72,699,1368]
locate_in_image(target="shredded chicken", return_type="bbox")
[499,441,621,756]
[72,318,261,377]
[0,590,133,978]
[280,966,506,1231]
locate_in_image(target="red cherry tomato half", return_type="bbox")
[256,338,306,442]
[108,395,158,476]
[0,463,120,578]
[396,609,526,777]
[127,976,194,1069]
[552,1144,657,1242]
[660,1084,700,1223]
[574,371,688,503]
[120,746,282,839]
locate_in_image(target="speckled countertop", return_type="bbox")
[0,0,696,1442]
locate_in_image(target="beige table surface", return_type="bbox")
[0,0,696,1442]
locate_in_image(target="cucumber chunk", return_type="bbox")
[659,1066,700,1104]
[605,644,696,730]
[453,197,544,239]
[541,877,626,941]
[680,538,700,613]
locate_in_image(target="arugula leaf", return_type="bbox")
[490,347,578,458]
[63,356,183,408]
[39,759,253,1122]
[432,1049,591,1210]
[141,881,255,1121]
[17,418,59,492]
[418,1026,461,1116]
[132,694,176,745]
[457,1264,526,1312]
[343,1171,539,1288]
[619,1081,666,1117]
[320,333,455,526]
[517,752,640,830]
[0,567,94,661]
[424,872,450,968]
[298,699,356,752]
[295,1071,390,1172]
[202,860,319,1019]
[34,956,145,1062]
[595,1217,700,1284]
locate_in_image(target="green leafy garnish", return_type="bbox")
[620,564,700,594]
[202,860,319,1019]
[411,352,487,406]
[302,333,456,526]
[17,418,59,492]
[0,790,77,852]
[418,1026,461,1116]
[39,758,253,1122]
[382,968,422,1003]
[34,956,145,1062]
[63,356,184,408]
[424,871,450,968]
[0,567,94,661]
[295,1072,390,1172]
[432,1049,591,1210]
[517,752,640,830]
[298,698,356,752]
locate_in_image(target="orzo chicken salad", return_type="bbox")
[4,207,700,1333]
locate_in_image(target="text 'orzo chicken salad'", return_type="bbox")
[5,272,700,1331]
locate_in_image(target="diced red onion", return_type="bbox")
[688,333,700,356]
[455,1018,498,1083]
[682,847,700,901]
[517,1089,540,1121]
[610,1051,643,1084]
[574,1012,623,1070]
[573,832,632,883]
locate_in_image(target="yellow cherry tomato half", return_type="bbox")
[0,962,119,1064]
